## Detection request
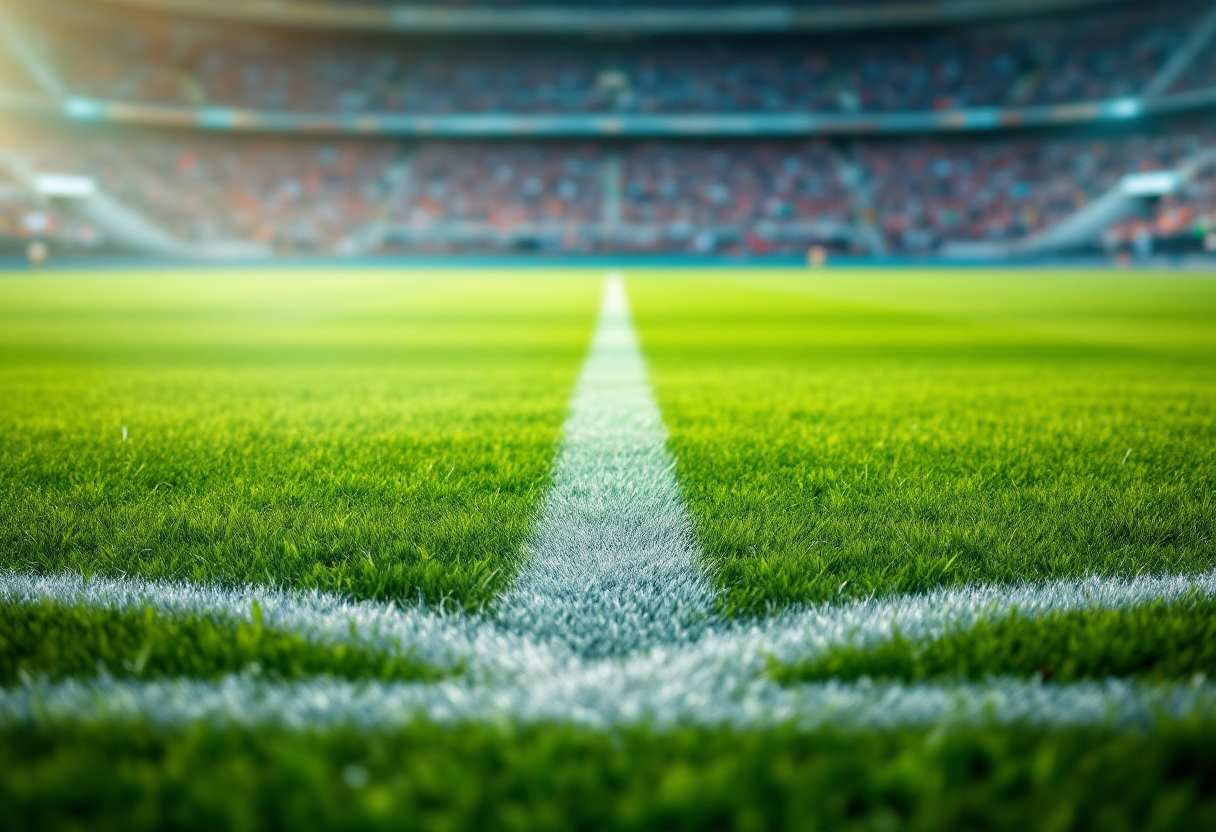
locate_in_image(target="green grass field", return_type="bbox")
[0,270,600,609]
[630,271,1216,615]
[2,267,1215,830]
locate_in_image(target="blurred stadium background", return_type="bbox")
[1,0,1215,263]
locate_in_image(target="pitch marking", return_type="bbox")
[495,273,716,657]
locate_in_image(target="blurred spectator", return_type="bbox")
[393,143,602,226]
[620,141,851,253]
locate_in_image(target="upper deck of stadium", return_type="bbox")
[2,0,1215,138]
[2,0,1215,261]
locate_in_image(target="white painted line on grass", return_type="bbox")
[5,568,1213,673]
[0,569,484,673]
[4,566,1216,731]
[494,273,716,657]
[4,673,1214,732]
[752,567,1216,664]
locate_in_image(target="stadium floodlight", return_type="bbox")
[63,97,105,121]
[1108,97,1142,119]
[32,173,97,200]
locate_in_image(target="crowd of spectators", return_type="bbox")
[372,141,852,254]
[1023,5,1188,104]
[4,127,1213,256]
[6,1,1212,259]
[857,131,1210,251]
[3,133,606,253]
[619,142,850,253]
[34,0,1202,115]
[391,143,602,228]
[6,133,397,252]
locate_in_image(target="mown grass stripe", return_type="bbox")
[495,275,716,657]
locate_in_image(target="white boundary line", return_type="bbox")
[4,567,1216,730]
[4,568,1214,673]
[3,671,1214,732]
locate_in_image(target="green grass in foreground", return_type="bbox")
[629,271,1216,615]
[0,270,600,608]
[0,601,447,684]
[771,596,1216,686]
[4,720,1216,831]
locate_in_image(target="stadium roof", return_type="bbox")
[78,0,1140,35]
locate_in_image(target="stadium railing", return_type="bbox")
[29,92,1204,138]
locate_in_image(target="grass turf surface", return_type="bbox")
[0,600,449,684]
[0,270,600,609]
[770,595,1216,685]
[5,720,1216,832]
[628,270,1216,616]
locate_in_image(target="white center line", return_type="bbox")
[494,274,716,657]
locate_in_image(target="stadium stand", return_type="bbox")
[1,132,394,252]
[624,142,841,225]
[1,0,1214,260]
[856,131,1211,252]
[1105,154,1216,254]
[0,166,104,255]
[2,121,1211,257]
[26,2,1202,114]
[1168,41,1216,95]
